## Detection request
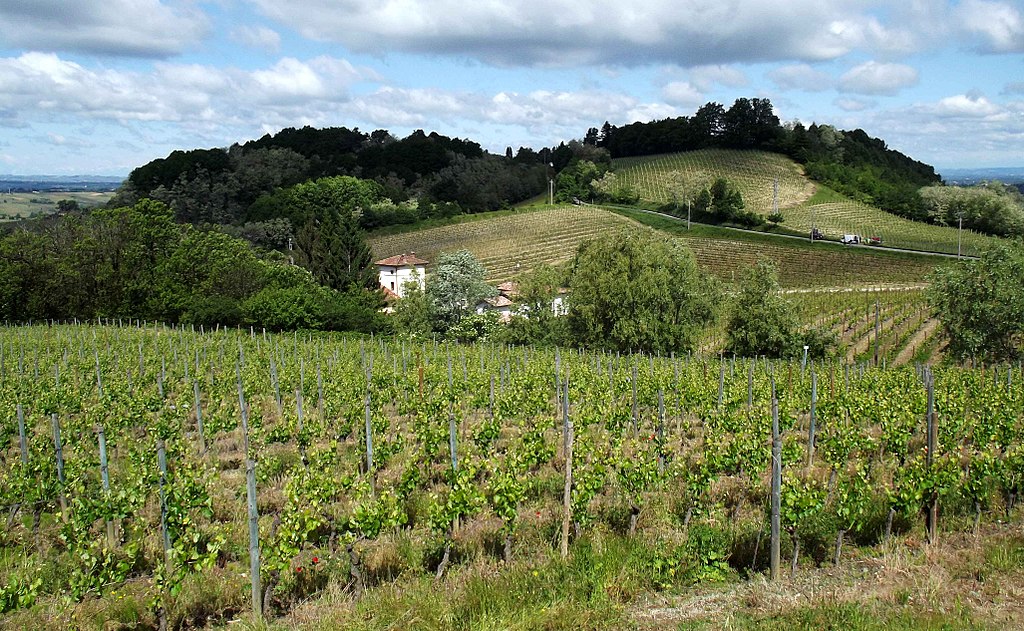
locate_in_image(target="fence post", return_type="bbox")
[17,403,28,465]
[364,392,375,495]
[157,440,172,557]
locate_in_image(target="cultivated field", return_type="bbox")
[612,150,1001,257]
[0,191,114,221]
[368,206,639,282]
[370,206,944,290]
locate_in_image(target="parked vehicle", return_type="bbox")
[867,236,883,245]
[841,234,860,245]
[810,228,824,240]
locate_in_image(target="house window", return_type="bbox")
[390,282,395,290]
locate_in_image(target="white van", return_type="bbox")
[841,234,860,245]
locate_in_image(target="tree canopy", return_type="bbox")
[928,242,1024,362]
[427,250,496,331]
[725,259,800,358]
[566,228,718,353]
[0,199,386,332]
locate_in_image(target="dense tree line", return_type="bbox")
[920,182,1024,237]
[112,127,549,234]
[0,200,386,332]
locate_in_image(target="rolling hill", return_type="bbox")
[612,149,1001,257]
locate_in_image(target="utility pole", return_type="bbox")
[772,177,779,217]
[549,162,554,205]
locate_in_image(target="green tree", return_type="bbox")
[428,250,495,331]
[709,178,745,221]
[726,259,799,358]
[567,228,718,353]
[928,242,1024,362]
[392,280,434,337]
[500,263,569,346]
[294,207,375,291]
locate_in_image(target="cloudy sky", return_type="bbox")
[1,0,1022,176]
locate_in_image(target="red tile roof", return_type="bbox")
[482,295,514,308]
[375,253,429,266]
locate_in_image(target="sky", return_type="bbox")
[0,0,1022,177]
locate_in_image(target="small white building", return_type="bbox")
[475,294,516,322]
[375,253,428,298]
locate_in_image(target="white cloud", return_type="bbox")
[768,64,834,92]
[689,65,748,92]
[850,94,1022,168]
[955,0,1024,53]
[835,97,876,112]
[344,86,675,144]
[839,61,919,96]
[0,0,209,58]
[661,81,705,107]
[0,52,372,128]
[249,0,910,67]
[231,25,282,54]
[931,93,1003,117]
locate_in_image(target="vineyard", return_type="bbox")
[368,206,638,282]
[613,150,815,214]
[612,150,1001,257]
[2,322,1022,629]
[370,206,945,289]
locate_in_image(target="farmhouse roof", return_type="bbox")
[481,295,514,308]
[496,281,519,296]
[375,252,428,266]
[381,286,401,301]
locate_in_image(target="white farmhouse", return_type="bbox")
[375,253,428,298]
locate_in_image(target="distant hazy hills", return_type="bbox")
[939,167,1024,186]
[0,175,123,193]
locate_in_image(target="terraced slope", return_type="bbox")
[613,149,1000,257]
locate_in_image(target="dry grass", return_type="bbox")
[630,530,1024,630]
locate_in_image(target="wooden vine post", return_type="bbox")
[925,369,939,544]
[770,383,782,581]
[561,416,574,560]
[238,372,262,620]
[807,370,817,466]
